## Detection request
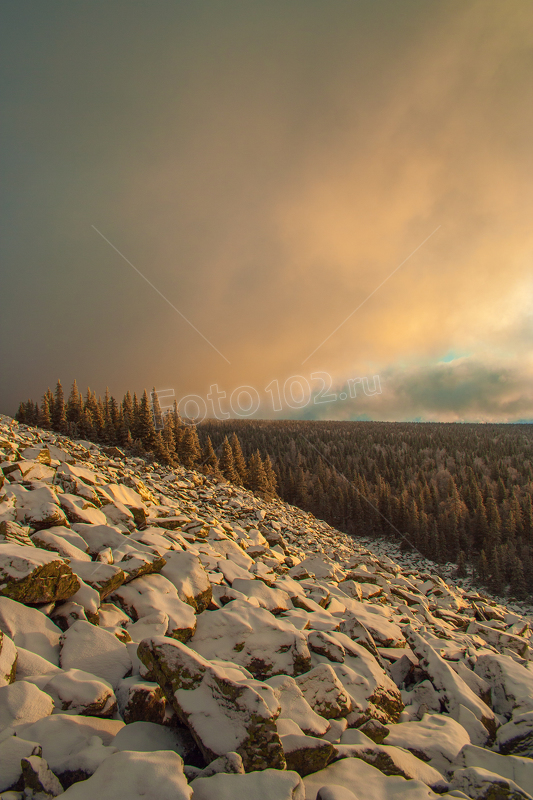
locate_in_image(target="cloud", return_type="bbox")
[0,1,531,421]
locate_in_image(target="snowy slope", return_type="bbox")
[0,414,532,800]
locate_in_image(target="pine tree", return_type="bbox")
[263,454,278,496]
[15,402,26,423]
[201,436,220,476]
[456,550,467,578]
[230,432,247,485]
[138,390,156,450]
[66,379,83,428]
[179,426,201,468]
[153,431,171,464]
[52,380,67,433]
[219,436,239,482]
[132,393,140,439]
[151,387,163,431]
[247,450,269,495]
[38,393,52,429]
[122,391,134,432]
[162,414,176,456]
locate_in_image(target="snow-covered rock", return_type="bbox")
[0,597,62,664]
[59,749,191,799]
[160,550,212,612]
[474,652,533,719]
[59,620,131,689]
[191,768,304,799]
[0,543,80,603]
[0,630,17,686]
[137,635,285,771]
[110,574,196,641]
[295,664,352,719]
[0,680,53,731]
[303,757,442,800]
[1,414,533,798]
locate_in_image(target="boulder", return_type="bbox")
[110,574,196,641]
[296,664,352,719]
[0,681,54,732]
[21,755,64,798]
[115,676,166,724]
[59,620,131,689]
[282,733,334,776]
[497,712,533,757]
[449,766,531,800]
[190,769,305,800]
[137,635,285,771]
[474,653,533,719]
[457,743,533,797]
[30,529,92,562]
[266,674,330,737]
[43,668,117,717]
[0,629,17,685]
[385,712,470,770]
[0,596,62,664]
[57,749,192,800]
[405,629,496,735]
[190,600,311,679]
[333,743,448,792]
[13,713,123,784]
[0,735,42,793]
[160,550,212,612]
[0,543,80,603]
[308,630,346,663]
[0,520,34,547]
[59,494,107,526]
[303,757,442,800]
[69,560,125,599]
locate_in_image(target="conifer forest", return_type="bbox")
[17,381,533,600]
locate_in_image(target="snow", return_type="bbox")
[0,597,61,664]
[110,574,196,639]
[2,414,533,799]
[0,681,53,731]
[59,620,131,689]
[303,757,441,800]
[191,768,304,800]
[385,713,471,770]
[112,720,188,753]
[13,713,123,772]
[59,749,191,799]
[266,675,330,737]
[0,735,41,792]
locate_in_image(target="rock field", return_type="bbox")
[0,413,532,799]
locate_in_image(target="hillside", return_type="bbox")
[1,413,533,800]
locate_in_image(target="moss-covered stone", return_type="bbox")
[0,544,80,604]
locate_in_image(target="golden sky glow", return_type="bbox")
[1,1,532,420]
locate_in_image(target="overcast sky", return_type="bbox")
[1,1,532,422]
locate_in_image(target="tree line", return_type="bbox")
[15,381,277,497]
[15,382,533,600]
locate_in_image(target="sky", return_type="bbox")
[1,0,532,423]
